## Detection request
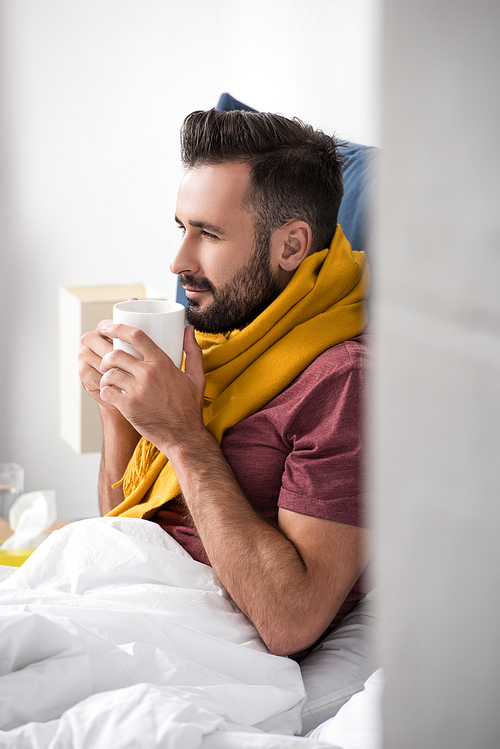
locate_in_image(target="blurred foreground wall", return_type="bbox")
[372,1,500,746]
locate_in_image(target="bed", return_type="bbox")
[0,517,381,748]
[0,95,381,747]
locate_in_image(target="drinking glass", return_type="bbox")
[0,463,24,521]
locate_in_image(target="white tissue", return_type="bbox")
[1,491,57,549]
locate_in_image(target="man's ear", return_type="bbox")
[277,221,313,272]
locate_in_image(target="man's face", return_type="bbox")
[171,162,281,334]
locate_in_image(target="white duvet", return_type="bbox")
[0,518,334,748]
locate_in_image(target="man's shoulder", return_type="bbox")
[300,329,369,382]
[257,330,369,417]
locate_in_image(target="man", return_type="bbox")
[79,109,370,661]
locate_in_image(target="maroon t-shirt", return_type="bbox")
[152,333,369,637]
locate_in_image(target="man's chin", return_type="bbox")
[188,316,237,336]
[186,304,226,335]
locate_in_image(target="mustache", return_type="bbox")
[179,275,214,293]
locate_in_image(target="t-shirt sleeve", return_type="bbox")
[278,348,366,527]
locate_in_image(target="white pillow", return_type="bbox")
[300,589,379,735]
[306,669,384,749]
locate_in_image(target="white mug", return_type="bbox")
[112,300,185,367]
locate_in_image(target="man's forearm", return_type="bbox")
[167,429,347,656]
[98,408,141,515]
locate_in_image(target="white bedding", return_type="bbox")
[0,518,336,748]
[306,669,383,748]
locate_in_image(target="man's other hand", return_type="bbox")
[78,320,117,411]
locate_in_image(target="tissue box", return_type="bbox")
[59,284,164,453]
[0,549,34,567]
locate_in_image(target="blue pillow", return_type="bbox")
[176,94,377,307]
[216,92,258,113]
[336,141,378,258]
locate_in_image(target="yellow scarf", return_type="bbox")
[107,225,369,519]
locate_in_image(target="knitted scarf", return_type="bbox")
[106,225,369,519]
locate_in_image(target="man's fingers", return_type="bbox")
[81,363,104,392]
[99,382,125,406]
[84,347,107,374]
[183,326,206,391]
[97,319,114,335]
[100,366,132,392]
[100,346,141,375]
[81,328,113,358]
[79,329,113,390]
[101,323,163,360]
[78,320,127,411]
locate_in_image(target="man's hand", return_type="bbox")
[79,317,142,514]
[99,324,206,453]
[78,320,117,411]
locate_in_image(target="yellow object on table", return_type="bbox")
[0,548,35,567]
[0,517,71,566]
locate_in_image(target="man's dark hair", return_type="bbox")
[180,109,344,253]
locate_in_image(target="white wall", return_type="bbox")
[373,0,500,746]
[0,0,380,518]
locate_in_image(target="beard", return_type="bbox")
[180,234,281,334]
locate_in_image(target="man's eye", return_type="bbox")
[201,230,218,240]
[177,225,186,235]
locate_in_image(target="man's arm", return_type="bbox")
[166,428,366,656]
[98,408,141,515]
[79,321,141,515]
[98,324,367,655]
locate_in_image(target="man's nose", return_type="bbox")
[169,234,199,276]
